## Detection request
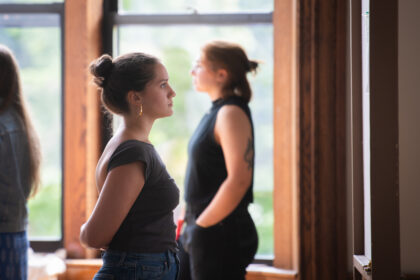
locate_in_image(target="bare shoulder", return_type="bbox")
[215,104,252,144]
[217,104,249,125]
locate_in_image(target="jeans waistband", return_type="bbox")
[102,249,177,266]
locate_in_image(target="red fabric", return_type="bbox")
[176,219,184,241]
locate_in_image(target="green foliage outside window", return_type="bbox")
[0,26,62,238]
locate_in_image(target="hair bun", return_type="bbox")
[89,54,114,87]
[247,60,259,73]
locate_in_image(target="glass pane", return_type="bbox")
[0,14,59,28]
[0,21,62,239]
[362,0,371,259]
[0,0,63,3]
[119,0,273,14]
[115,24,273,256]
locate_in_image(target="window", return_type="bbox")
[110,0,274,257]
[0,2,64,251]
[58,1,347,277]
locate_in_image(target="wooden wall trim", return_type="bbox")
[273,0,299,270]
[298,0,347,279]
[64,0,103,259]
[335,0,348,276]
[369,0,400,278]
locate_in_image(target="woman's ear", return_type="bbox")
[216,69,228,84]
[127,90,142,106]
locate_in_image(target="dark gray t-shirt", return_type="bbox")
[107,140,179,253]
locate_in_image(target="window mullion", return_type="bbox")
[114,12,272,25]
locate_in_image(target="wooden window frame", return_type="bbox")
[63,0,104,259]
[63,1,349,280]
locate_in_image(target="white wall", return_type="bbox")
[399,0,420,274]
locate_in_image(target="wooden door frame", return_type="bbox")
[274,2,348,279]
[297,0,348,279]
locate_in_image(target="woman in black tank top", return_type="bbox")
[179,41,259,280]
[80,52,180,280]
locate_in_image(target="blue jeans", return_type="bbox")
[0,231,28,280]
[94,250,179,280]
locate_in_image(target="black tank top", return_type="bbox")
[106,140,179,253]
[184,96,254,213]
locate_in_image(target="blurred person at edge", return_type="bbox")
[178,40,259,280]
[0,44,41,280]
[80,52,180,280]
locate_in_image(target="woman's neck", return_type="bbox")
[207,89,224,101]
[207,88,235,101]
[119,115,154,144]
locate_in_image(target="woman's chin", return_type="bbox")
[166,109,174,117]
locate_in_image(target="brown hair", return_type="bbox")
[202,40,258,103]
[0,44,41,198]
[90,52,159,115]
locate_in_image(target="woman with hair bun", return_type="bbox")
[80,52,179,279]
[179,41,259,280]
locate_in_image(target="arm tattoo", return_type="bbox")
[244,137,254,170]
